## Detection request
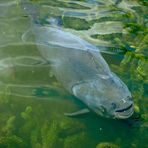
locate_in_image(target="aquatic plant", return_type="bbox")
[96,142,119,148]
[0,0,147,148]
[2,116,16,135]
[0,135,25,148]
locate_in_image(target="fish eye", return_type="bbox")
[127,96,132,101]
[111,103,117,109]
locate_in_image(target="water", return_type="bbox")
[0,0,147,148]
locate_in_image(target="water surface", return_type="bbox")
[0,0,147,148]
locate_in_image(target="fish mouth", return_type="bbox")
[115,104,134,119]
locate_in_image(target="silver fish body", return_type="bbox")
[32,26,134,119]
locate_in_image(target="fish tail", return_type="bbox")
[20,0,40,24]
[20,0,62,27]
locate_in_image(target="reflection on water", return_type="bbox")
[0,0,147,148]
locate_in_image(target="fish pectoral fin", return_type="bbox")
[64,108,90,117]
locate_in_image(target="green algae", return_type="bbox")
[62,17,91,30]
[0,135,25,148]
[0,0,147,148]
[96,142,120,148]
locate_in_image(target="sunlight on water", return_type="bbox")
[0,0,147,148]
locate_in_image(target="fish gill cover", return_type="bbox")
[0,0,147,148]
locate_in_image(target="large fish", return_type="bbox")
[21,0,134,119]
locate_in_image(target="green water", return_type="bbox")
[0,0,147,148]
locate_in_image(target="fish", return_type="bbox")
[21,0,134,119]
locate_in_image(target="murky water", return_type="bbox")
[0,0,147,148]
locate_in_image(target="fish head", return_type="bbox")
[106,73,134,119]
[72,72,134,119]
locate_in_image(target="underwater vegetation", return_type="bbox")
[0,0,147,148]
